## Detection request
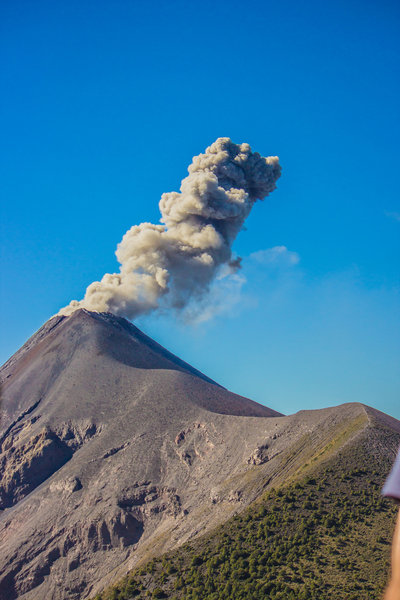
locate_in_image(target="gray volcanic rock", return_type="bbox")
[0,310,399,600]
[0,426,73,508]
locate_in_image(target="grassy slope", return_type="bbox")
[92,415,399,600]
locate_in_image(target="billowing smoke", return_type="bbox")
[59,137,281,319]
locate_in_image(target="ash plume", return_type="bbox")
[59,138,281,319]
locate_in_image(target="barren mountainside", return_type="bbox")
[0,310,399,600]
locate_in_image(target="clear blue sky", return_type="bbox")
[1,0,399,419]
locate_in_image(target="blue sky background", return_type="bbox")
[1,0,399,418]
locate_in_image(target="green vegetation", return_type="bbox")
[92,427,398,600]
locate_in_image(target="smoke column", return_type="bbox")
[59,138,281,319]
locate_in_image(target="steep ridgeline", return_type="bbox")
[94,408,400,600]
[0,310,399,600]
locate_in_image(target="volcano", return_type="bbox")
[0,310,399,600]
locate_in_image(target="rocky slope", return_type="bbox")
[0,310,399,600]
[97,413,399,600]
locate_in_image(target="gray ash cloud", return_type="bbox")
[60,138,281,319]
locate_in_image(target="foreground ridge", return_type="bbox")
[93,420,400,600]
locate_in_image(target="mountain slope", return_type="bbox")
[96,411,399,600]
[0,309,283,600]
[1,309,278,433]
[0,310,399,600]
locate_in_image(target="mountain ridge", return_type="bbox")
[0,311,398,599]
